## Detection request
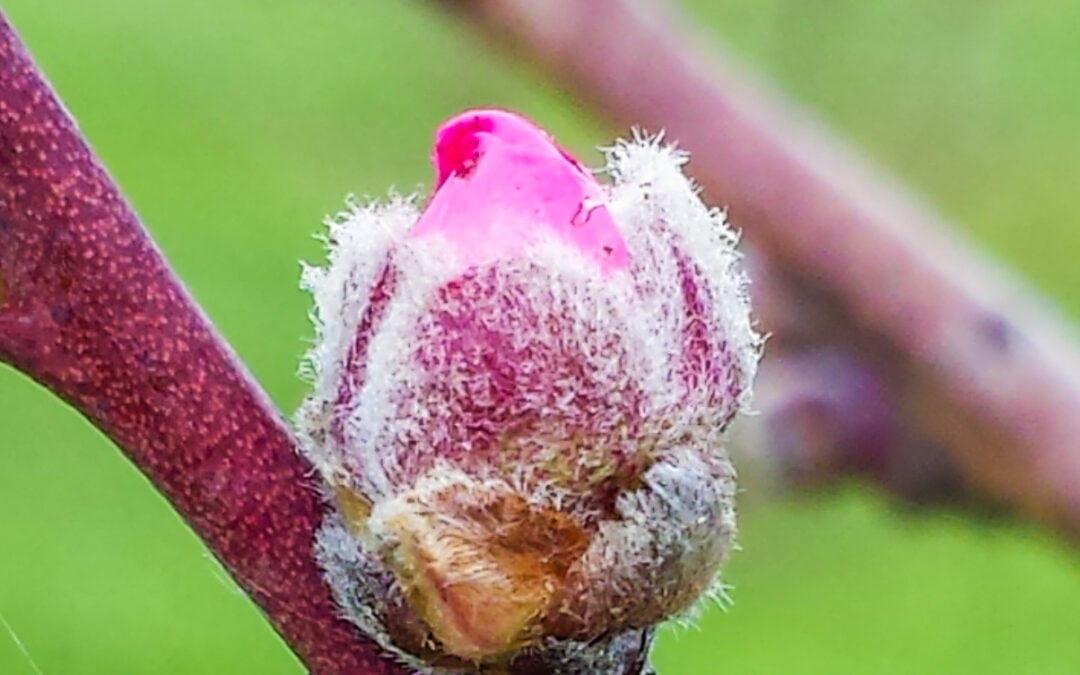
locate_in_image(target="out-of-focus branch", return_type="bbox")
[0,14,402,674]
[437,0,1080,537]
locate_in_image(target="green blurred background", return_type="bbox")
[1,1,1079,672]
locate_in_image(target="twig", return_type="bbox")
[437,0,1080,537]
[0,13,401,674]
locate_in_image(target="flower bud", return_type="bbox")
[296,110,760,671]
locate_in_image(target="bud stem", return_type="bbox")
[0,13,401,674]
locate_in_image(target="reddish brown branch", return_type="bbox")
[440,0,1080,537]
[0,14,401,674]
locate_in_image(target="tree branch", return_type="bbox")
[437,0,1080,538]
[0,13,401,674]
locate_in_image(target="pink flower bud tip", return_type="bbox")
[297,109,760,672]
[413,109,629,275]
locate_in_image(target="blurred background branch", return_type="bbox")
[436,0,1080,540]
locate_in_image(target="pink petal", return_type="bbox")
[410,109,629,274]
